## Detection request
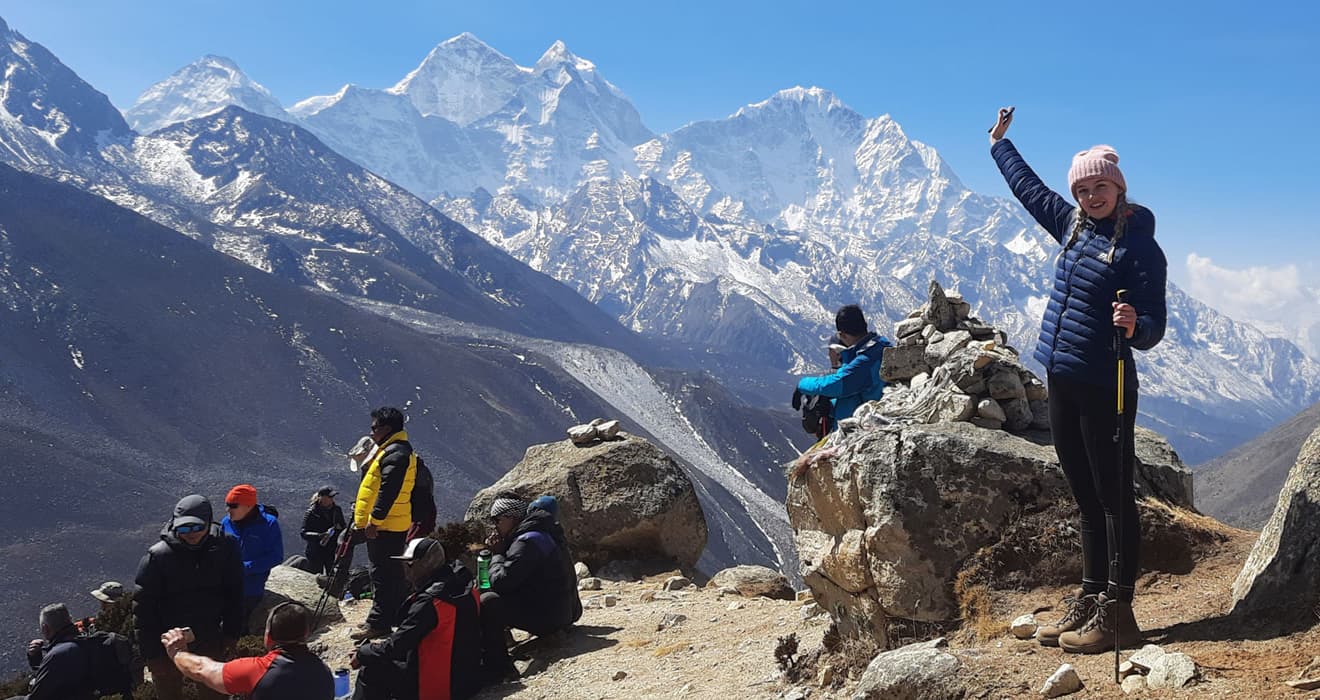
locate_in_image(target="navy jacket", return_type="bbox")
[222,505,285,599]
[796,332,890,421]
[489,510,581,635]
[23,628,95,700]
[992,139,1167,388]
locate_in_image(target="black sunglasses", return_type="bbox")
[175,522,207,535]
[225,503,241,509]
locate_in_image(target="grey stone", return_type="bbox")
[882,345,931,383]
[922,281,960,332]
[603,594,618,607]
[970,416,1003,430]
[896,317,925,338]
[910,372,930,390]
[1121,675,1145,694]
[1127,643,1166,672]
[1023,376,1048,401]
[1029,399,1051,430]
[932,393,976,423]
[987,370,1027,400]
[925,330,973,366]
[921,324,937,341]
[951,300,972,321]
[1231,427,1320,617]
[800,602,823,618]
[708,565,794,600]
[252,565,342,631]
[466,433,707,571]
[575,562,591,580]
[612,670,628,681]
[977,398,1007,423]
[963,319,996,339]
[1010,614,1037,639]
[1002,398,1034,432]
[657,612,687,631]
[1147,652,1198,689]
[596,419,622,439]
[954,372,987,395]
[1134,427,1196,509]
[851,638,963,700]
[578,577,602,591]
[568,424,598,444]
[1040,663,1083,697]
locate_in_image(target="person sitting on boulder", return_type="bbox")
[478,494,581,682]
[160,601,334,700]
[350,538,482,700]
[11,603,95,700]
[134,495,244,700]
[794,305,891,427]
[222,484,284,630]
[301,486,348,575]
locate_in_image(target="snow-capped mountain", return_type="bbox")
[125,55,288,133]
[387,32,528,126]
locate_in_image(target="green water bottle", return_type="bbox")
[477,549,492,590]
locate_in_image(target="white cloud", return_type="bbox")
[1185,253,1320,359]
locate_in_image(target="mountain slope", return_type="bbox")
[1197,400,1320,528]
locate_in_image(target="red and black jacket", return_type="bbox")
[221,645,334,699]
[357,561,482,700]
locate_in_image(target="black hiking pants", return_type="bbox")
[365,530,407,630]
[1048,373,1140,602]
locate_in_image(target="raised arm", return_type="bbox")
[988,108,1075,242]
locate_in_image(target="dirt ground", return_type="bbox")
[318,522,1319,699]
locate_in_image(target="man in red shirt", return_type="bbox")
[161,601,333,699]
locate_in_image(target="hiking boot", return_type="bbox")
[349,626,390,642]
[1036,588,1098,647]
[1058,593,1141,654]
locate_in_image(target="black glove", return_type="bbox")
[791,389,804,411]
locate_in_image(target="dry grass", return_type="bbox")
[955,571,1009,642]
[652,641,691,657]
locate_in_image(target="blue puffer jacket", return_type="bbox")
[797,332,890,421]
[222,505,284,599]
[992,139,1167,388]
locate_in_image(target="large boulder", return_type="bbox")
[1230,425,1320,616]
[707,565,794,600]
[1134,426,1195,509]
[851,637,964,700]
[251,565,341,631]
[787,421,1215,643]
[466,433,707,572]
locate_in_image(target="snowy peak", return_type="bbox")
[388,32,526,125]
[738,86,847,117]
[536,40,597,73]
[125,55,287,134]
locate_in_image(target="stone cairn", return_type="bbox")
[863,280,1049,433]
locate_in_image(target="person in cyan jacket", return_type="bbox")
[301,486,348,575]
[221,483,284,630]
[350,538,482,700]
[134,495,244,700]
[989,107,1167,655]
[795,305,891,428]
[478,494,581,683]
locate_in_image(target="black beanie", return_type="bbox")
[835,305,868,336]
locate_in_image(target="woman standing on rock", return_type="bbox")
[988,108,1167,654]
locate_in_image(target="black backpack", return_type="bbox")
[75,631,135,698]
[800,394,833,437]
[411,456,436,526]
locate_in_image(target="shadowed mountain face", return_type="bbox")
[1197,401,1320,528]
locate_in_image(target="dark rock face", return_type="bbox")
[466,434,707,571]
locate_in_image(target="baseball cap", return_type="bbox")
[391,537,445,562]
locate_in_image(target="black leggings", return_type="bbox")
[1048,374,1140,602]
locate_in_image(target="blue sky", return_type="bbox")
[3,0,1318,308]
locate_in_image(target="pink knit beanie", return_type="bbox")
[1067,145,1126,199]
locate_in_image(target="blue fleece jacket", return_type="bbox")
[796,332,890,422]
[222,505,284,599]
[992,139,1167,388]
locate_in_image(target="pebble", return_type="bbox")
[575,562,591,580]
[578,577,602,591]
[603,594,618,607]
[1127,643,1166,672]
[663,576,691,591]
[1147,652,1198,689]
[727,601,744,611]
[1121,675,1146,694]
[658,613,688,631]
[1040,663,1083,698]
[612,670,628,681]
[1010,613,1037,639]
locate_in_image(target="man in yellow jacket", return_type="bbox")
[350,406,418,641]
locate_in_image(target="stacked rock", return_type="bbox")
[872,280,1048,432]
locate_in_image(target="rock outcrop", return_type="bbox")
[787,422,1212,644]
[466,433,707,572]
[850,637,964,700]
[1230,424,1320,616]
[252,565,342,631]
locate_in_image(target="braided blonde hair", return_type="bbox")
[1058,192,1130,265]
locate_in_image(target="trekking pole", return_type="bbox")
[312,533,354,631]
[1111,288,1129,684]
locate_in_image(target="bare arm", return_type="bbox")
[162,628,227,693]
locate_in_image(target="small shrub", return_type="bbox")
[774,633,799,671]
